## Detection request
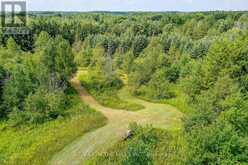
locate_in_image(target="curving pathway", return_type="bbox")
[49,72,183,165]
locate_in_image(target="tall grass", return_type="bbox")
[135,83,194,115]
[78,70,143,111]
[86,125,188,165]
[164,94,194,115]
[0,90,106,165]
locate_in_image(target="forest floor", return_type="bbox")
[49,70,183,165]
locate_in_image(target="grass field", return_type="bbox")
[0,88,106,165]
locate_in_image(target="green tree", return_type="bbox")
[132,35,149,56]
[146,70,174,99]
[75,47,93,67]
[2,65,33,115]
[40,36,76,89]
[35,31,51,51]
[54,36,76,85]
[0,66,6,118]
[6,37,20,52]
[24,88,66,123]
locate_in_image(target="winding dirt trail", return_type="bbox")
[49,73,183,165]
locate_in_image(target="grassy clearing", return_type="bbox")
[0,88,106,165]
[86,125,188,165]
[78,70,144,111]
[50,73,183,165]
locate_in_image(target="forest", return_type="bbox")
[0,11,248,164]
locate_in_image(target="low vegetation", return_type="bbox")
[79,70,144,111]
[0,88,106,165]
[0,32,107,165]
[86,123,187,165]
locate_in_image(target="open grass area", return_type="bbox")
[0,88,106,165]
[78,70,144,111]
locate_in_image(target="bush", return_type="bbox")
[123,140,153,165]
[186,122,248,165]
[87,125,187,165]
[136,70,175,100]
[23,88,67,124]
[165,64,180,83]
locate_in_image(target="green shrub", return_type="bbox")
[123,140,153,165]
[87,125,187,165]
[23,88,67,123]
[135,70,175,101]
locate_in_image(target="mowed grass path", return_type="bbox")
[49,71,183,165]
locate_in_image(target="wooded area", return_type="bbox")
[0,11,248,164]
